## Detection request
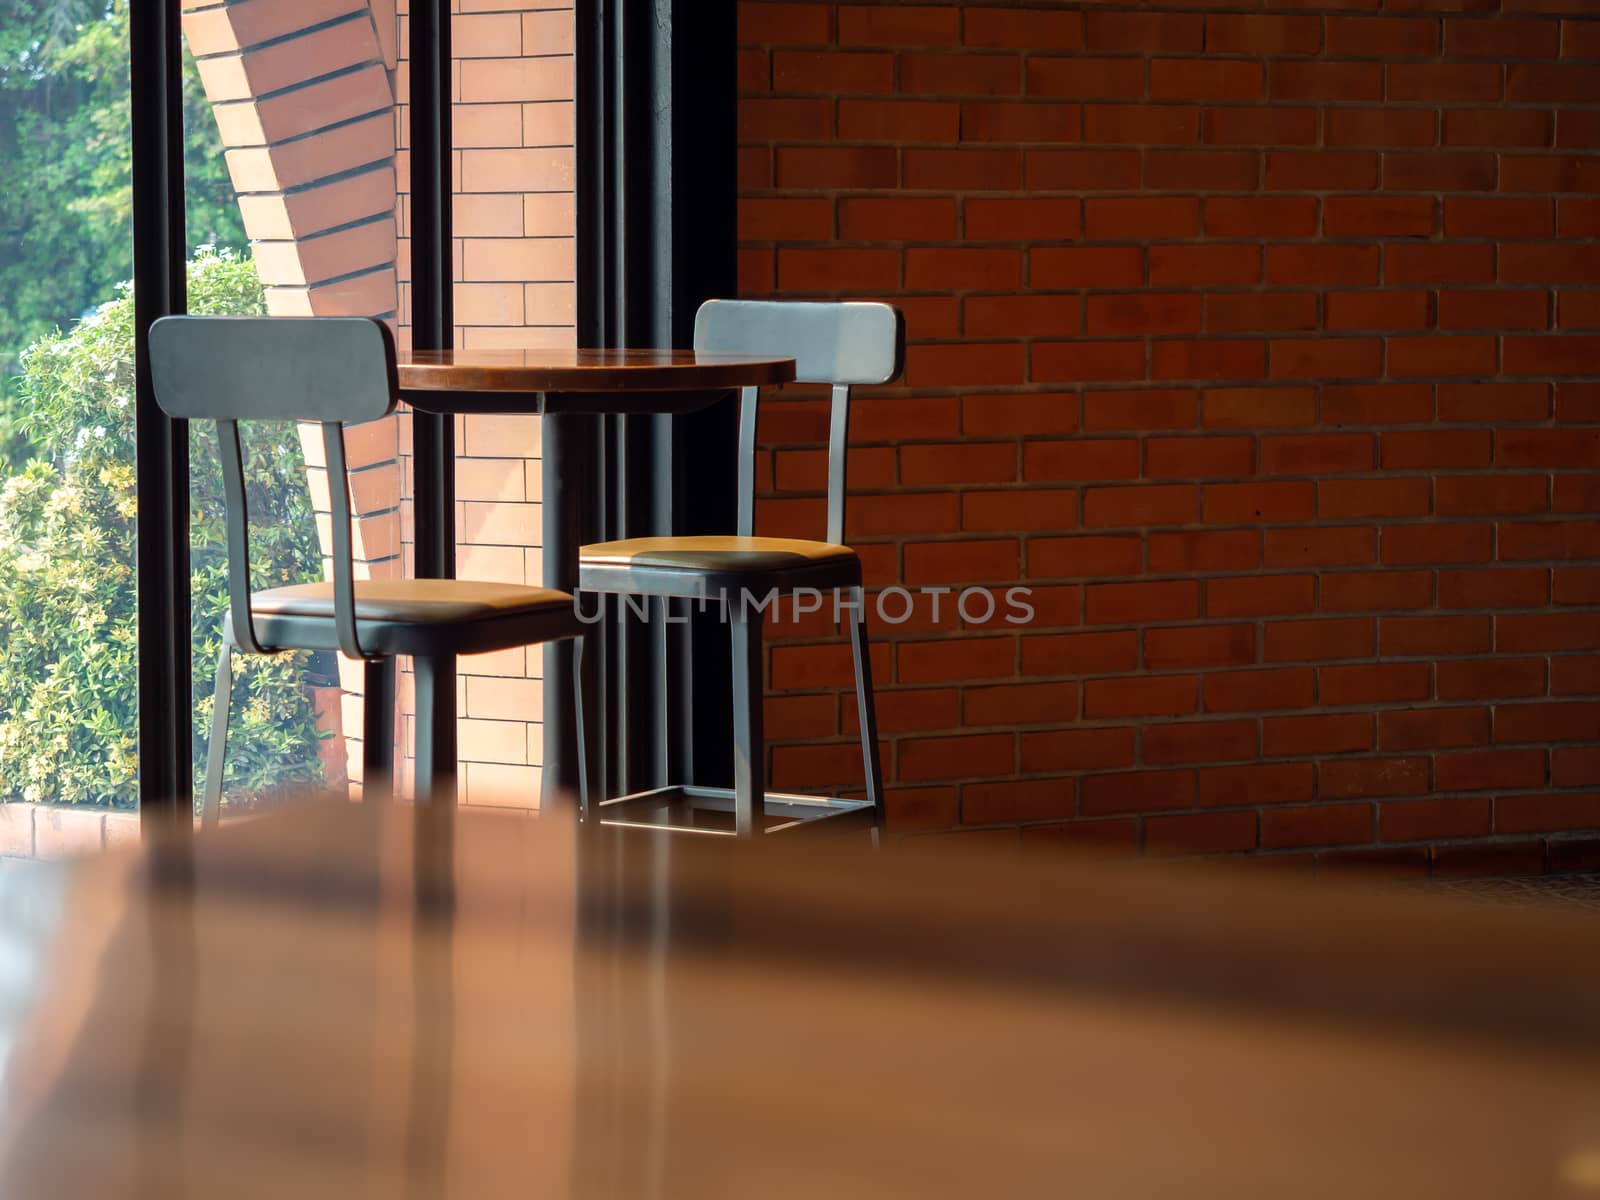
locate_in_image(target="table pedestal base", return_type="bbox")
[542,410,598,811]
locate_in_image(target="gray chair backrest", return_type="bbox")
[148,316,399,661]
[693,300,905,544]
[149,315,396,423]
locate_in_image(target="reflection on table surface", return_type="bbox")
[0,800,1598,1199]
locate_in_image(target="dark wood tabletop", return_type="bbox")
[396,347,796,408]
[2,804,1598,1199]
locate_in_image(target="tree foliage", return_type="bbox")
[0,251,326,808]
[0,0,245,421]
[0,3,308,809]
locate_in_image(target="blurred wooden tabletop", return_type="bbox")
[0,801,1597,1199]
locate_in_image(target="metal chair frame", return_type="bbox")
[580,300,905,838]
[150,315,587,821]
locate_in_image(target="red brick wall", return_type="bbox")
[738,0,1600,874]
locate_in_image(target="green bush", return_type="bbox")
[0,0,248,408]
[0,248,327,808]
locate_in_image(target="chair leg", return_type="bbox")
[729,604,765,838]
[412,655,457,807]
[573,634,591,820]
[362,657,395,805]
[661,596,694,786]
[848,586,886,842]
[201,641,233,831]
[657,597,671,786]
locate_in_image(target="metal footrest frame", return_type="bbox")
[595,785,874,837]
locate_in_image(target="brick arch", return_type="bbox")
[182,0,403,792]
[182,0,580,807]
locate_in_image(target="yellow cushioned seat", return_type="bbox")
[579,536,861,597]
[245,579,581,657]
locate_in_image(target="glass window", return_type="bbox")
[0,1,138,833]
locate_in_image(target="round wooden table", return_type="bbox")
[398,348,795,409]
[395,349,795,806]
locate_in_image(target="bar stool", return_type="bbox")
[149,315,588,821]
[579,300,904,838]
